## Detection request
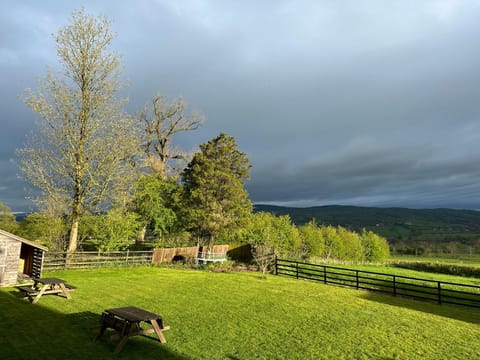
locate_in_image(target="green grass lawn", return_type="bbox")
[1,267,480,359]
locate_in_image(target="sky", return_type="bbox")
[2,0,480,212]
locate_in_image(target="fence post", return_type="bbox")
[274,255,278,275]
[126,249,129,263]
[296,262,299,279]
[323,266,327,284]
[356,270,359,289]
[393,275,397,296]
[438,282,442,304]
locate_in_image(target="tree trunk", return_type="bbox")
[67,216,80,253]
[207,234,214,252]
[136,225,147,244]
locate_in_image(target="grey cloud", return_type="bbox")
[3,1,480,211]
[248,141,480,209]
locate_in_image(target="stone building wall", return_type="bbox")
[0,235,21,286]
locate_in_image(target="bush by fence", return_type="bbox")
[276,258,480,308]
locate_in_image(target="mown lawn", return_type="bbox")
[1,266,479,359]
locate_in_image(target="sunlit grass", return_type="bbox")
[1,267,479,359]
[389,254,480,267]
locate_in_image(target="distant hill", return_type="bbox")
[254,204,480,244]
[14,212,29,222]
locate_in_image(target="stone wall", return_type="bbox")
[0,235,21,286]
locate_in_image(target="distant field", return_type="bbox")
[389,254,480,267]
[309,259,480,286]
[1,267,480,359]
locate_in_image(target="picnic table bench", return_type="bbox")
[17,277,75,304]
[95,306,170,353]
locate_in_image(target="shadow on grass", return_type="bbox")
[0,288,190,360]
[360,290,480,325]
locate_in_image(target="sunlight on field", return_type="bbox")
[1,267,479,359]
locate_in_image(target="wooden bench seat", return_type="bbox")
[17,286,39,296]
[64,283,77,290]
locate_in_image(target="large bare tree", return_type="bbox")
[141,94,204,177]
[18,10,139,253]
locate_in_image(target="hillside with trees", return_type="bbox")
[255,204,480,255]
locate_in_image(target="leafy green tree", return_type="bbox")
[360,229,390,262]
[80,208,141,251]
[17,9,139,253]
[131,174,180,243]
[0,202,18,233]
[181,133,252,248]
[299,219,325,259]
[18,213,68,250]
[320,225,342,260]
[242,212,301,278]
[337,227,364,262]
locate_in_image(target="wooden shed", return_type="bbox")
[0,229,48,286]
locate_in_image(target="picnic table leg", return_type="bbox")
[114,336,130,353]
[150,319,167,343]
[58,283,72,299]
[32,285,48,304]
[94,315,108,342]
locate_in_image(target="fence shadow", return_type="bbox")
[0,288,191,360]
[360,290,480,325]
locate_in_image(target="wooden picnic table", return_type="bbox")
[95,306,170,353]
[18,277,75,304]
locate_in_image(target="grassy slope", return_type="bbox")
[1,267,479,359]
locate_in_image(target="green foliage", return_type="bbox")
[0,201,18,233]
[79,208,141,251]
[299,222,390,263]
[255,204,480,255]
[18,9,139,252]
[182,133,252,246]
[154,231,195,248]
[226,242,253,262]
[17,213,68,250]
[240,212,301,277]
[360,229,390,262]
[242,212,301,257]
[299,219,325,258]
[131,174,180,237]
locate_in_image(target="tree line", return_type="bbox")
[0,9,390,264]
[0,199,389,264]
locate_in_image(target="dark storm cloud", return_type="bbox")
[248,140,480,208]
[2,0,480,210]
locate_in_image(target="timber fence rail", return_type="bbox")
[44,245,230,270]
[275,258,480,308]
[44,251,153,270]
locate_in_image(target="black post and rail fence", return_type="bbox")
[275,258,480,308]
